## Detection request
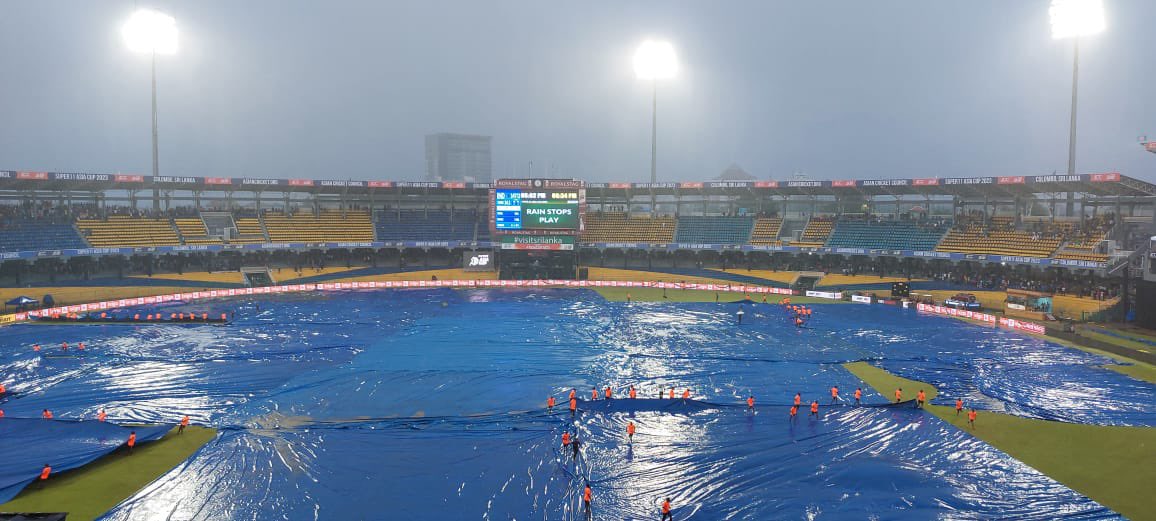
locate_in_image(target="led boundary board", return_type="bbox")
[490,179,585,233]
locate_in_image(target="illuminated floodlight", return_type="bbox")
[123,9,178,54]
[1049,0,1105,39]
[634,40,678,80]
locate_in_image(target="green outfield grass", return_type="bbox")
[0,426,217,521]
[593,287,844,305]
[843,361,1156,521]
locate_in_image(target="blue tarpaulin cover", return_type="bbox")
[0,419,171,503]
[0,289,1150,519]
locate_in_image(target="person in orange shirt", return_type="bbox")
[61,342,68,351]
[42,409,53,419]
[810,401,819,417]
[681,389,690,400]
[0,409,5,418]
[955,398,964,416]
[854,388,862,406]
[591,387,599,401]
[97,409,107,422]
[629,385,637,399]
[605,386,613,399]
[569,389,576,401]
[33,344,40,352]
[126,431,137,453]
[583,484,592,516]
[747,395,755,409]
[569,397,578,414]
[669,388,675,399]
[179,415,190,434]
[39,464,51,487]
[916,390,926,409]
[0,383,6,395]
[627,421,636,442]
[562,431,571,448]
[78,342,85,351]
[830,386,839,404]
[547,396,556,411]
[968,409,977,428]
[794,393,802,407]
[661,497,673,521]
[789,405,798,421]
[894,388,903,403]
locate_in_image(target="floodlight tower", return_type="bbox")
[123,9,178,210]
[1049,0,1106,177]
[633,40,678,184]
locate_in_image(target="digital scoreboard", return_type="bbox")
[494,188,580,231]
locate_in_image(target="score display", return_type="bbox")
[494,189,580,230]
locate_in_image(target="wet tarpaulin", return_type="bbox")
[0,289,1147,519]
[0,419,172,503]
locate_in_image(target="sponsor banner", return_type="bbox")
[860,179,910,187]
[288,179,314,186]
[17,171,50,180]
[997,176,1025,185]
[240,178,284,187]
[679,182,704,189]
[916,303,997,324]
[1000,317,1046,335]
[1088,172,1120,183]
[831,180,856,188]
[204,177,233,185]
[114,175,145,183]
[367,180,393,188]
[786,180,825,188]
[1031,175,1081,184]
[851,295,872,304]
[753,181,779,188]
[805,290,842,300]
[912,178,939,186]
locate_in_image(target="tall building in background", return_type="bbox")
[425,133,492,183]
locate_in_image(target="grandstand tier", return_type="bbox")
[825,220,948,251]
[375,209,479,242]
[673,216,754,245]
[75,216,181,247]
[263,209,375,243]
[581,213,675,244]
[791,217,834,248]
[750,217,783,246]
[0,221,88,252]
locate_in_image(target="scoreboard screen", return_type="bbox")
[494,189,580,230]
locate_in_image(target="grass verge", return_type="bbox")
[0,426,217,521]
[843,361,1156,521]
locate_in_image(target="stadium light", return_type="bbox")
[1049,0,1105,177]
[634,40,678,185]
[123,8,178,210]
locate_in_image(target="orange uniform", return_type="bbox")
[629,386,637,399]
[584,485,592,505]
[40,465,51,481]
[916,390,926,407]
[0,383,5,394]
[955,399,964,414]
[747,396,755,408]
[894,389,903,402]
[562,432,571,446]
[794,393,802,407]
[810,401,819,414]
[605,387,613,399]
[97,410,107,422]
[854,389,862,402]
[42,409,53,419]
[789,405,798,418]
[569,389,576,401]
[627,422,636,437]
[968,410,977,425]
[547,396,556,409]
[682,389,690,399]
[569,398,577,412]
[78,342,85,350]
[127,432,136,448]
[669,389,675,399]
[592,388,599,400]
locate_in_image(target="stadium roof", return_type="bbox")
[0,170,1152,198]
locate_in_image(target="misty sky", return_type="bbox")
[1,1,1153,183]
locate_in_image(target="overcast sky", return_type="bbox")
[1,1,1153,182]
